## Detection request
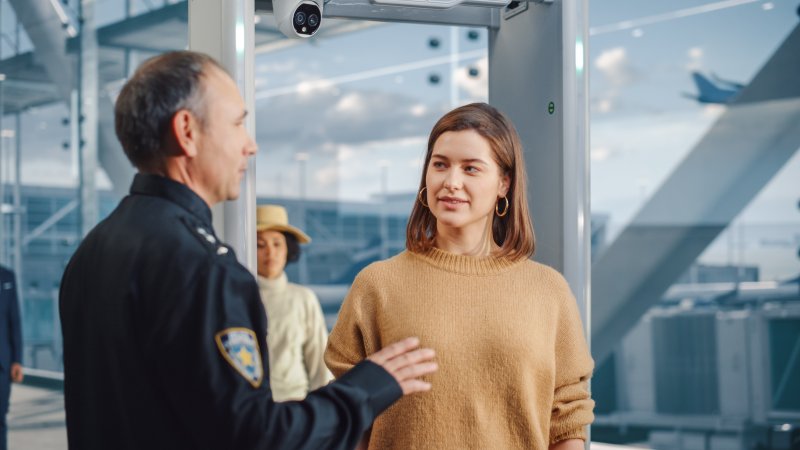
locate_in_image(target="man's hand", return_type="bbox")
[368,337,436,395]
[10,362,23,383]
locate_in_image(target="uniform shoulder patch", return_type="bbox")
[215,328,263,388]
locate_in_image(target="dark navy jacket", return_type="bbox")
[59,174,400,449]
[0,266,22,372]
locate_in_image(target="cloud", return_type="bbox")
[595,47,640,87]
[593,47,643,114]
[702,103,726,118]
[257,60,298,74]
[333,92,368,115]
[594,99,613,114]
[254,88,443,200]
[336,146,355,162]
[591,146,614,162]
[296,78,337,97]
[255,88,445,148]
[314,165,340,186]
[686,46,704,71]
[257,134,429,201]
[410,104,427,117]
[591,109,725,233]
[455,56,488,101]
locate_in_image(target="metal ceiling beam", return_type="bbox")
[9,0,135,198]
[255,0,499,28]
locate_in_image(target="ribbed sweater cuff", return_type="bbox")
[337,360,402,418]
[550,425,588,445]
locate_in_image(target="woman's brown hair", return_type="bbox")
[406,102,535,261]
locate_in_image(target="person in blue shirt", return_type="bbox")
[0,265,23,450]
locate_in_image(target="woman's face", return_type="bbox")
[425,129,509,236]
[256,230,288,280]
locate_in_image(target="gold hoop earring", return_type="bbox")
[495,196,509,217]
[418,187,429,208]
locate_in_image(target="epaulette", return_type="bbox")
[180,216,232,257]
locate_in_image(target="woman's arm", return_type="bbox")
[550,439,584,450]
[354,429,371,450]
[549,272,595,445]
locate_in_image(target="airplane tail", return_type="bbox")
[710,72,746,90]
[691,72,727,97]
[688,71,740,104]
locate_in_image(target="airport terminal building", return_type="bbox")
[0,0,798,448]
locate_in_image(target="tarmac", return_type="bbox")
[7,384,66,450]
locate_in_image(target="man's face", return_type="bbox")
[191,67,257,205]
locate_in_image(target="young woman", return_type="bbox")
[325,103,594,449]
[256,204,333,401]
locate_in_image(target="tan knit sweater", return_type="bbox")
[325,248,594,450]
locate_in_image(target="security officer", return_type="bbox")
[59,51,437,450]
[0,265,23,450]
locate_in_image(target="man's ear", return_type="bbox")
[170,109,200,158]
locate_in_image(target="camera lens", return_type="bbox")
[307,13,319,28]
[294,11,307,26]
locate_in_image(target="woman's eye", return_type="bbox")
[465,166,478,173]
[432,161,445,169]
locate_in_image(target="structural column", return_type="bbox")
[490,2,590,443]
[489,0,591,330]
[188,0,257,273]
[79,0,99,237]
[13,114,22,308]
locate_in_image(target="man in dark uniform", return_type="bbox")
[59,51,437,449]
[0,265,23,450]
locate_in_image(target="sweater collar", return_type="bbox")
[257,272,288,291]
[411,246,520,276]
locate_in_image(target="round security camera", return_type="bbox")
[274,0,323,39]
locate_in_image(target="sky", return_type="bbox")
[251,22,488,201]
[1,0,798,279]
[246,0,800,278]
[588,0,800,279]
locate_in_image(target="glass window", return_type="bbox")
[254,22,488,325]
[0,0,188,373]
[590,1,800,447]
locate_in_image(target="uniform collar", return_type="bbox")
[129,173,213,226]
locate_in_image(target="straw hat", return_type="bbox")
[256,205,311,244]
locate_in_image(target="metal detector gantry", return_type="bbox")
[189,0,590,333]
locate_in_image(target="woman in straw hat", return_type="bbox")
[325,103,593,450]
[256,204,333,401]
